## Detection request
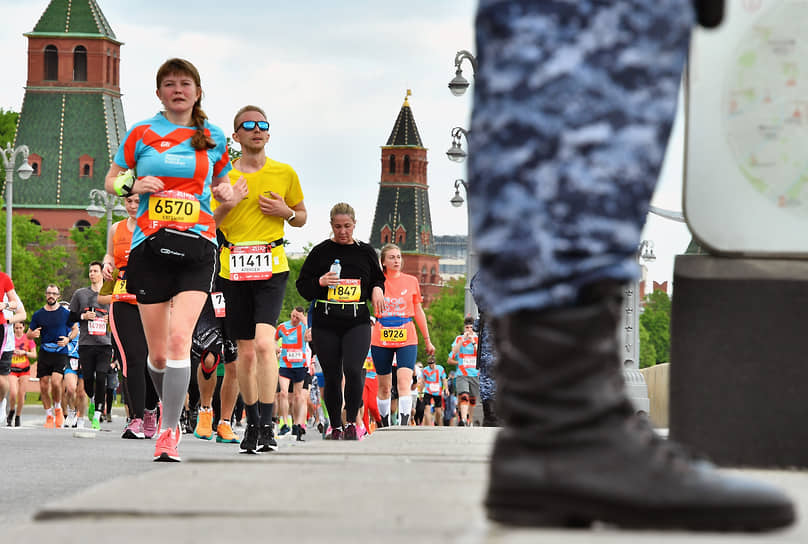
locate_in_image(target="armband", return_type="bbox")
[114,169,135,197]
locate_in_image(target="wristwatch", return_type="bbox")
[286,210,296,223]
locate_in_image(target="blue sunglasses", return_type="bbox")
[238,120,269,131]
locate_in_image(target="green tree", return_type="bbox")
[639,289,672,364]
[639,321,657,368]
[280,255,309,322]
[421,277,465,370]
[69,220,117,271]
[0,209,70,312]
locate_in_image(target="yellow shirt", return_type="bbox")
[213,157,304,279]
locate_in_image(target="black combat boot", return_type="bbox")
[486,282,794,531]
[481,399,498,427]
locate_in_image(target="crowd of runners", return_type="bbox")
[0,58,485,463]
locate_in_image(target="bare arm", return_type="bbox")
[413,302,435,355]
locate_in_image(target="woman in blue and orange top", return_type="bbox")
[104,58,238,462]
[371,243,435,426]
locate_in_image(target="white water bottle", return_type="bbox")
[329,260,341,290]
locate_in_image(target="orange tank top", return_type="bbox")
[112,220,136,304]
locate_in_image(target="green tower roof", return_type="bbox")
[26,0,119,42]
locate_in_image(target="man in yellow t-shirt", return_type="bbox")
[212,105,306,454]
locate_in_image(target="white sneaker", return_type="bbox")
[64,410,78,428]
[76,417,89,429]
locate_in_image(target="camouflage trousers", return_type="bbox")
[469,0,693,316]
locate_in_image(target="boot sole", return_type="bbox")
[487,495,795,532]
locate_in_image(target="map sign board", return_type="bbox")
[685,0,808,255]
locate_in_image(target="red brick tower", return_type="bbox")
[369,91,441,305]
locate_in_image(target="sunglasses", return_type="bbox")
[238,120,269,132]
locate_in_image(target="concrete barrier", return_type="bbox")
[640,363,669,429]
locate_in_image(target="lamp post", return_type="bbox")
[86,188,125,237]
[448,50,478,96]
[446,127,469,163]
[1,144,34,278]
[623,240,656,370]
[451,179,477,318]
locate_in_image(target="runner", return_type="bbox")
[275,306,308,441]
[296,202,385,440]
[420,355,447,426]
[361,347,380,432]
[370,243,435,427]
[69,261,113,431]
[213,104,307,454]
[190,291,240,444]
[0,271,25,427]
[104,58,236,461]
[61,333,82,428]
[451,317,479,427]
[100,193,160,440]
[7,322,34,427]
[27,284,78,428]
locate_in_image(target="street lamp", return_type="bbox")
[623,240,656,370]
[451,179,477,318]
[1,144,33,278]
[448,50,478,96]
[446,127,469,163]
[87,188,125,236]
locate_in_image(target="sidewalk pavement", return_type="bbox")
[7,426,808,543]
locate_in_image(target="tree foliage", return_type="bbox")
[421,277,465,369]
[639,321,657,369]
[639,289,672,365]
[280,255,309,323]
[69,221,114,272]
[0,209,70,314]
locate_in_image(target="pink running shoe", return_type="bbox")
[143,407,159,439]
[122,418,145,439]
[356,424,367,441]
[153,426,181,462]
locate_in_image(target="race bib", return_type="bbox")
[211,291,226,318]
[327,279,361,302]
[380,327,407,343]
[113,279,136,302]
[88,318,106,336]
[70,358,79,371]
[229,244,273,281]
[285,350,304,363]
[427,382,441,394]
[148,190,200,224]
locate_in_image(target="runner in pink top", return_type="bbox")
[370,244,435,426]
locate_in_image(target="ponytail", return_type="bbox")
[190,102,215,150]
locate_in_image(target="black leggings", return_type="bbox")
[80,345,112,413]
[312,323,370,429]
[111,302,157,419]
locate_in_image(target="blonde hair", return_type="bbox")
[379,243,401,272]
[330,202,356,223]
[233,105,268,131]
[156,58,214,151]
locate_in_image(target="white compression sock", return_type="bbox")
[398,394,412,416]
[377,398,391,418]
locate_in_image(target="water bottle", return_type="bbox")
[329,259,341,291]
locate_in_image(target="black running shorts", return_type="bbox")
[127,239,217,304]
[0,350,11,376]
[36,349,67,378]
[220,272,288,340]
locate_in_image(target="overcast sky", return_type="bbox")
[0,0,693,288]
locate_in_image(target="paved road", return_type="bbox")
[4,408,808,543]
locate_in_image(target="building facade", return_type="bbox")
[10,0,125,236]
